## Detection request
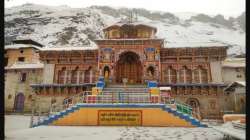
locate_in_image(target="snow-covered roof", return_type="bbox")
[95,38,164,41]
[235,81,246,86]
[40,46,98,51]
[224,81,246,92]
[103,21,157,31]
[5,62,44,70]
[165,42,229,48]
[5,44,42,50]
[222,58,245,68]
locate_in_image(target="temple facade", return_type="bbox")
[5,21,232,119]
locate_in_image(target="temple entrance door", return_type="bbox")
[103,66,110,83]
[14,93,25,112]
[186,98,201,120]
[115,52,142,84]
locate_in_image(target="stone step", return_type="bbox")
[106,84,146,88]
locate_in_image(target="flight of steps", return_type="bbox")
[33,104,207,127]
[100,84,150,103]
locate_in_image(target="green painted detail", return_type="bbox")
[176,103,192,115]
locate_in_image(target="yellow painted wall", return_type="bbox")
[52,107,194,127]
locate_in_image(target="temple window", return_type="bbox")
[164,66,177,83]
[18,57,25,62]
[179,66,191,83]
[71,67,79,84]
[64,70,71,84]
[20,73,27,82]
[78,71,85,84]
[84,67,93,83]
[58,67,66,84]
[111,30,119,38]
[200,68,208,83]
[147,66,154,77]
[194,66,208,83]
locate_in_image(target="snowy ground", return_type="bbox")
[5,115,224,140]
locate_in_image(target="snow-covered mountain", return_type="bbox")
[5,4,245,56]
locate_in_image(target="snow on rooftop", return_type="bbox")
[235,81,246,86]
[40,46,98,51]
[5,62,44,70]
[165,42,228,48]
[224,81,246,91]
[96,38,163,41]
[5,44,41,50]
[222,58,245,68]
[103,21,157,30]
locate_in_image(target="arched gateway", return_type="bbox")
[115,51,142,84]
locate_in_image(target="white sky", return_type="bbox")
[5,0,245,18]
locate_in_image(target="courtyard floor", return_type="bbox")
[5,115,225,140]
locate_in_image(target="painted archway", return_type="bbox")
[186,98,201,119]
[103,66,110,81]
[115,51,142,84]
[14,93,25,112]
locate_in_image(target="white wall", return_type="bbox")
[210,61,223,83]
[43,64,55,84]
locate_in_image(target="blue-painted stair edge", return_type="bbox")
[32,104,207,128]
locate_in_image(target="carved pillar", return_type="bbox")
[90,70,93,83]
[82,71,85,83]
[206,68,210,83]
[192,70,194,83]
[63,71,67,84]
[76,71,80,84]
[176,70,179,83]
[168,69,171,83]
[199,69,202,83]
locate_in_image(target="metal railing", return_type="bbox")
[30,90,202,127]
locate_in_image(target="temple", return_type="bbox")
[5,20,245,127]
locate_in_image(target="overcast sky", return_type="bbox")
[5,0,245,18]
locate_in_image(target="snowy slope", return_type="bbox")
[4,4,245,56]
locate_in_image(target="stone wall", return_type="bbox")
[222,67,245,83]
[175,93,225,119]
[5,48,40,66]
[5,69,43,113]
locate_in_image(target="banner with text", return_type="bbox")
[98,110,142,126]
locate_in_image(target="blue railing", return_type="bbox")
[147,81,158,88]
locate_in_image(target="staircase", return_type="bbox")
[31,84,207,128]
[100,84,150,103]
[32,104,207,127]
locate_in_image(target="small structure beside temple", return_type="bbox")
[4,39,44,113]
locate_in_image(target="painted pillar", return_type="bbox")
[76,71,80,84]
[63,71,67,84]
[206,68,210,83]
[82,71,85,83]
[192,70,195,83]
[168,69,171,83]
[90,70,93,83]
[199,69,202,83]
[176,71,180,83]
